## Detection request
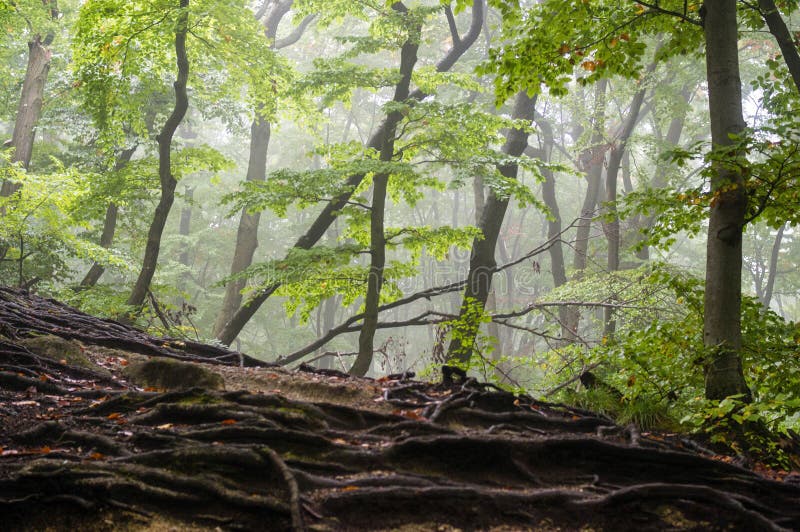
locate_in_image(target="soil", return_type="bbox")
[0,287,799,531]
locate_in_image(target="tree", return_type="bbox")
[212,0,313,337]
[350,6,421,376]
[126,0,191,309]
[1,0,59,195]
[479,0,771,400]
[446,91,535,363]
[701,0,750,399]
[213,0,486,346]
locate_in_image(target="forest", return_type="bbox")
[1,0,800,529]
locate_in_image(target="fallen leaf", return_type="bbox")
[120,359,129,366]
[107,412,122,420]
[39,446,51,454]
[342,486,359,491]
[157,423,173,430]
[220,419,237,425]
[88,452,105,460]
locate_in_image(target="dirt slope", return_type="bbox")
[0,288,799,531]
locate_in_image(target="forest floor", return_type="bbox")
[0,287,799,531]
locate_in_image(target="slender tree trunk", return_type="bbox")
[758,0,800,95]
[1,36,51,195]
[602,71,651,339]
[702,0,750,400]
[212,117,271,336]
[530,114,571,342]
[176,185,194,296]
[349,17,420,377]
[80,146,138,288]
[446,91,535,363]
[760,223,785,309]
[213,1,309,337]
[215,0,485,346]
[636,85,691,259]
[563,79,607,340]
[127,0,190,309]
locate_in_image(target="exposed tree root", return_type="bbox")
[0,287,268,367]
[0,291,799,530]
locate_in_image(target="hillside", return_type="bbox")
[0,288,799,531]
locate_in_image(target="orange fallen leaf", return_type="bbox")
[59,359,67,365]
[107,412,122,420]
[220,419,237,425]
[392,409,423,420]
[88,452,105,460]
[39,446,51,454]
[342,486,359,491]
[39,375,49,382]
[120,359,129,366]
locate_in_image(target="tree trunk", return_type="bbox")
[1,36,51,195]
[702,0,750,400]
[446,91,535,363]
[563,79,607,340]
[127,0,190,309]
[602,71,651,339]
[758,0,800,95]
[212,1,309,337]
[531,115,571,343]
[214,0,485,346]
[80,146,138,288]
[349,17,420,377]
[212,118,271,336]
[636,85,692,260]
[176,185,194,298]
[760,224,785,309]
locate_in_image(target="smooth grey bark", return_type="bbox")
[215,0,485,346]
[350,15,420,377]
[446,91,535,363]
[702,0,751,400]
[127,0,190,309]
